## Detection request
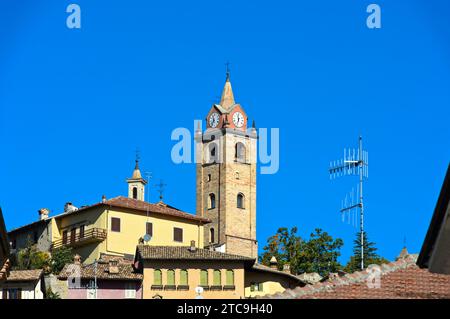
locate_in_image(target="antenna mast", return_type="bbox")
[329,136,368,270]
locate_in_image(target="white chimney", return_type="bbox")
[64,202,78,213]
[38,208,49,221]
[282,263,291,274]
[189,240,196,252]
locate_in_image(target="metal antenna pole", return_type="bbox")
[359,136,364,270]
[94,258,98,299]
[330,136,369,270]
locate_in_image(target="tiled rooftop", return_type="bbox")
[137,245,254,261]
[58,260,142,281]
[263,254,450,299]
[5,269,43,282]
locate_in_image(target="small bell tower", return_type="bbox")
[127,158,147,201]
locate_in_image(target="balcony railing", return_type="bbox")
[51,228,107,250]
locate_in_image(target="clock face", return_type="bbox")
[209,112,220,128]
[232,112,244,128]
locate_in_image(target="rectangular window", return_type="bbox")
[200,270,208,286]
[167,270,175,286]
[146,222,153,237]
[180,270,188,286]
[70,228,76,243]
[2,289,7,299]
[226,270,234,286]
[79,225,85,239]
[8,288,21,300]
[62,230,68,244]
[111,217,121,232]
[213,270,221,286]
[124,283,136,299]
[173,227,183,242]
[33,231,38,243]
[153,269,162,285]
[11,239,16,250]
[251,282,264,292]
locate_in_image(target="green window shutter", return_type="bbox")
[226,270,234,286]
[167,270,175,285]
[180,270,188,285]
[250,283,255,292]
[258,283,264,291]
[154,270,162,285]
[213,270,221,286]
[200,270,208,286]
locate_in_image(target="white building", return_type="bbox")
[0,269,45,299]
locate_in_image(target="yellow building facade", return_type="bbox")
[136,245,252,299]
[51,199,209,264]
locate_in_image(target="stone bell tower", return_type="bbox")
[195,71,257,258]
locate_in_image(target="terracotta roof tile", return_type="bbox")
[137,245,254,261]
[52,196,210,224]
[251,263,305,284]
[104,197,210,223]
[6,269,43,282]
[263,255,450,299]
[58,261,142,281]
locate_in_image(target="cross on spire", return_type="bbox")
[225,61,231,82]
[135,147,141,169]
[155,179,167,202]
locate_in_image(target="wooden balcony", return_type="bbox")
[51,228,107,250]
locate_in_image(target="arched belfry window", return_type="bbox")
[210,228,215,243]
[235,142,246,162]
[208,143,218,163]
[237,193,245,209]
[209,193,216,209]
[132,187,138,199]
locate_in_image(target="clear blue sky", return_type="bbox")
[0,0,449,264]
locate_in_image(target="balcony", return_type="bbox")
[51,227,107,250]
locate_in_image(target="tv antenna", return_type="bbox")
[145,171,153,202]
[143,171,153,242]
[155,179,167,202]
[329,136,369,270]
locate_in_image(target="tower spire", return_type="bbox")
[220,62,235,109]
[132,150,142,179]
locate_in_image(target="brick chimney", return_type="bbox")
[282,263,291,274]
[38,208,49,221]
[102,195,107,203]
[109,259,119,274]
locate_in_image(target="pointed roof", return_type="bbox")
[127,160,146,185]
[131,160,142,179]
[397,247,409,260]
[219,75,235,110]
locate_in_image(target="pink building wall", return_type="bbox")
[67,280,142,299]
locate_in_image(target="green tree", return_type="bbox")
[50,246,73,274]
[14,242,51,273]
[45,288,61,299]
[260,227,344,277]
[259,227,301,271]
[296,228,344,276]
[344,231,389,273]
